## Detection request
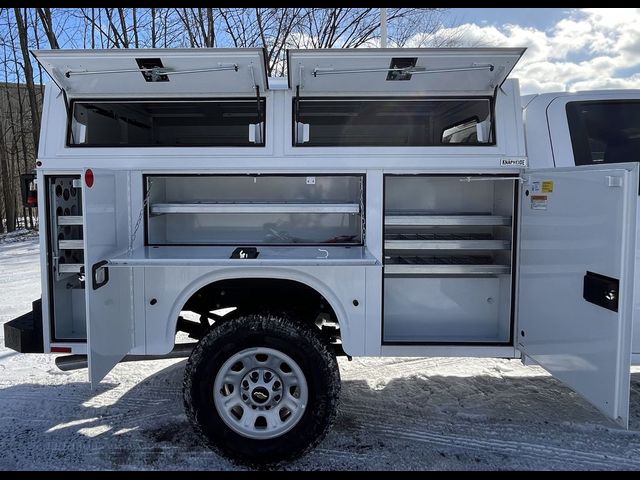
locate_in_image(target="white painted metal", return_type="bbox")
[30,48,640,428]
[82,169,134,386]
[58,264,83,273]
[37,79,525,167]
[57,215,83,225]
[518,164,638,427]
[380,345,518,358]
[58,239,84,250]
[33,48,268,98]
[142,265,376,356]
[108,245,378,267]
[384,264,510,276]
[384,275,511,343]
[385,215,512,226]
[150,202,360,214]
[523,90,640,355]
[384,239,510,250]
[288,48,525,95]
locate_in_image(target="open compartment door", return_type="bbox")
[33,48,268,98]
[518,163,638,427]
[288,47,525,95]
[82,169,133,386]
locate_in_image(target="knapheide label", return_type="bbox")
[500,158,528,167]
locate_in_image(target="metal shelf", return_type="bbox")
[385,215,511,227]
[385,264,510,275]
[58,240,84,250]
[385,240,511,250]
[384,255,510,275]
[150,203,360,215]
[384,233,510,251]
[58,216,83,226]
[58,263,83,273]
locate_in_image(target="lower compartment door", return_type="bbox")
[518,164,638,427]
[83,169,133,387]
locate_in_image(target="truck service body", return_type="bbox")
[5,47,640,463]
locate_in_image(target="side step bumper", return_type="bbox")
[55,343,196,371]
[3,299,43,353]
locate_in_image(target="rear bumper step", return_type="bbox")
[3,299,44,353]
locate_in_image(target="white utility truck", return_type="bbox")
[5,47,640,465]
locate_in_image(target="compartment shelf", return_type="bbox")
[384,255,510,275]
[150,203,361,215]
[385,214,511,226]
[384,233,510,251]
[58,263,84,274]
[57,216,83,226]
[58,240,84,250]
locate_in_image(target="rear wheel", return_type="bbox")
[183,314,340,465]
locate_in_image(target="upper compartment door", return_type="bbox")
[33,48,268,98]
[82,169,133,387]
[288,47,525,95]
[518,163,638,427]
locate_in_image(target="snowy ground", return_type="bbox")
[2,236,640,470]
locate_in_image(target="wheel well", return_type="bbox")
[177,278,344,354]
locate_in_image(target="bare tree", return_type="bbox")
[13,9,40,152]
[0,7,462,232]
[36,8,59,48]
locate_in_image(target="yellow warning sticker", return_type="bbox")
[541,181,554,193]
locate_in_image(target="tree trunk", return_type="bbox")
[0,123,16,233]
[14,8,40,153]
[36,8,60,48]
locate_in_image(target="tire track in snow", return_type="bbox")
[337,406,640,470]
[367,424,639,470]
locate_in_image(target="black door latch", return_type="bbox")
[230,247,259,259]
[583,271,619,312]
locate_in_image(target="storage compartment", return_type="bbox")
[383,175,516,344]
[47,175,86,341]
[146,175,364,245]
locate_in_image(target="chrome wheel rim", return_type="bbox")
[213,347,308,440]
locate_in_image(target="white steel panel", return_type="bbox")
[538,92,640,355]
[142,265,377,356]
[83,169,133,386]
[385,215,511,226]
[150,202,360,214]
[518,163,637,427]
[33,48,268,98]
[384,276,508,343]
[108,245,378,267]
[288,48,525,95]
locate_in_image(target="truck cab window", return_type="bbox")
[566,100,640,165]
[69,99,265,147]
[294,98,493,146]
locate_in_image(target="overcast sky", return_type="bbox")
[437,8,640,94]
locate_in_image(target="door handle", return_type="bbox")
[92,260,109,290]
[583,271,619,312]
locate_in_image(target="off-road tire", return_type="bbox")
[183,313,341,465]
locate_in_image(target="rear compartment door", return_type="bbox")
[518,163,638,427]
[82,169,133,386]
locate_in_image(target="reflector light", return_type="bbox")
[85,169,94,188]
[51,346,72,353]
